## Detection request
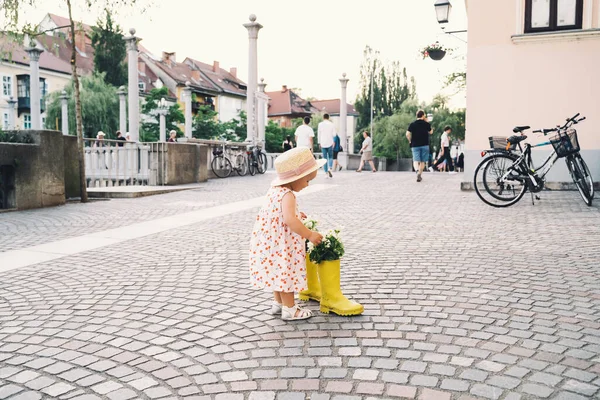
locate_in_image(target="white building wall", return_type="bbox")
[218,95,245,122]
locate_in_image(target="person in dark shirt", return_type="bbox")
[115,131,126,147]
[406,110,432,182]
[282,135,293,152]
[167,130,177,143]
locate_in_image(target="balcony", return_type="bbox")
[17,97,46,115]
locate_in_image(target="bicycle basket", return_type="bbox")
[489,136,515,151]
[212,148,223,156]
[550,129,579,158]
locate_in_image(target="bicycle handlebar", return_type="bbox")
[536,114,586,135]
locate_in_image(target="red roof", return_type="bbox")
[266,87,317,117]
[142,54,220,94]
[0,35,72,75]
[311,99,358,116]
[47,13,93,41]
[36,34,94,75]
[184,58,246,97]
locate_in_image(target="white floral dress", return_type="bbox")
[249,186,307,292]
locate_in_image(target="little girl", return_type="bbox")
[249,147,325,320]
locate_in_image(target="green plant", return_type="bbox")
[309,229,345,264]
[421,42,450,59]
[0,132,34,144]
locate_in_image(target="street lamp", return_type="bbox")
[157,97,169,142]
[434,0,452,24]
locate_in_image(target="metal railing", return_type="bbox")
[83,138,162,188]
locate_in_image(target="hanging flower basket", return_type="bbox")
[421,42,450,61]
[427,49,446,60]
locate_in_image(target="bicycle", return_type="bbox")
[247,143,268,176]
[211,140,248,178]
[474,113,594,207]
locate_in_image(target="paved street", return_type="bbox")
[0,171,599,400]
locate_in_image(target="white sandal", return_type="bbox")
[270,301,282,315]
[281,304,313,321]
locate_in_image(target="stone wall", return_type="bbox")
[150,142,210,185]
[0,130,66,210]
[63,135,82,199]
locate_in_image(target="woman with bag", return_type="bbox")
[332,134,343,172]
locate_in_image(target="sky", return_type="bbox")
[13,0,468,109]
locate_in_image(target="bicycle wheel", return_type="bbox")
[257,152,268,174]
[248,154,257,176]
[474,153,527,207]
[566,154,594,206]
[211,156,232,178]
[235,154,248,176]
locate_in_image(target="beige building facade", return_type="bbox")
[465,0,600,183]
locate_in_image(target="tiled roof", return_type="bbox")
[266,87,316,117]
[47,13,93,39]
[0,35,72,75]
[310,99,358,116]
[142,54,220,94]
[138,58,176,98]
[36,34,94,74]
[184,58,246,97]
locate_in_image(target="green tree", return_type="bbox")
[90,10,127,87]
[140,87,184,142]
[45,73,119,139]
[3,0,150,203]
[354,46,417,132]
[265,121,295,153]
[192,105,222,140]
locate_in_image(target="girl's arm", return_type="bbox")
[282,192,322,244]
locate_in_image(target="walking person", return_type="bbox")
[356,131,377,172]
[249,147,325,321]
[318,113,336,177]
[430,125,455,174]
[115,131,126,147]
[406,110,432,182]
[332,133,343,172]
[294,116,314,151]
[282,135,294,152]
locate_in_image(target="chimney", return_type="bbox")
[213,61,220,73]
[229,67,237,78]
[282,85,288,92]
[75,30,86,53]
[162,51,176,66]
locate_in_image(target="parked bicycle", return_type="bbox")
[211,139,248,178]
[474,113,593,207]
[247,142,268,176]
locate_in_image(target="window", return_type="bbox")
[40,79,48,99]
[17,76,29,98]
[2,113,8,130]
[23,114,31,129]
[525,0,583,33]
[2,76,12,97]
[138,81,146,92]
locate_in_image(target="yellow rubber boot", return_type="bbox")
[317,260,364,316]
[299,259,321,302]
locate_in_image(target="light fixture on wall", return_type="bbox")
[434,0,452,24]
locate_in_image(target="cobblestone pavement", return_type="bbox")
[0,171,599,400]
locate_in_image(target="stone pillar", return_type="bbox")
[25,45,44,130]
[6,96,17,129]
[244,14,262,143]
[257,78,267,146]
[125,29,140,142]
[60,90,69,135]
[183,82,193,139]
[117,86,127,134]
[339,73,349,156]
[158,109,167,142]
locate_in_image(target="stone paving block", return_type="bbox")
[469,383,503,400]
[386,384,416,398]
[9,391,43,400]
[400,361,427,373]
[521,383,554,398]
[0,384,23,398]
[561,379,599,396]
[325,381,353,393]
[441,378,470,391]
[459,369,488,382]
[420,388,451,400]
[410,374,438,387]
[249,392,276,400]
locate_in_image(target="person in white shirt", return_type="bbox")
[356,131,377,172]
[430,125,455,173]
[317,113,336,177]
[294,116,314,150]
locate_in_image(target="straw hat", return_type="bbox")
[97,131,106,138]
[271,147,326,186]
